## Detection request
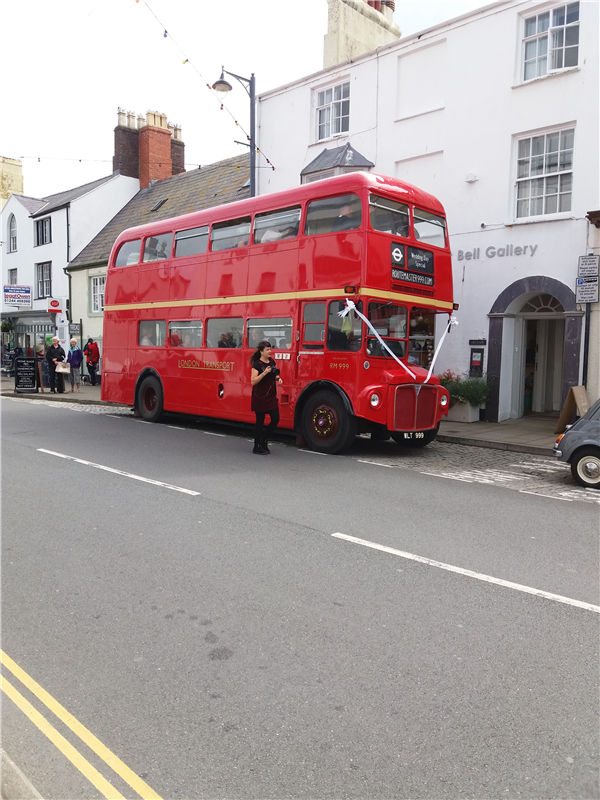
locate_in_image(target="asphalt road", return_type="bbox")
[2,397,598,800]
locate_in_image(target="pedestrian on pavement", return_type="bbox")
[46,337,66,393]
[83,338,100,386]
[250,340,283,455]
[66,337,83,393]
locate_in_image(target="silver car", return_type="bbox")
[554,398,600,489]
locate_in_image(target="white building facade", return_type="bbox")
[1,173,138,355]
[257,0,599,418]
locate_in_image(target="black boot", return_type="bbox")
[261,438,270,454]
[253,440,267,454]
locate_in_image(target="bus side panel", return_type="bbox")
[205,251,248,299]
[138,259,171,304]
[299,233,362,292]
[248,240,299,296]
[170,254,207,304]
[105,266,137,305]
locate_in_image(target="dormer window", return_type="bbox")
[35,217,51,246]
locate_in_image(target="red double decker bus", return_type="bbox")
[102,172,455,453]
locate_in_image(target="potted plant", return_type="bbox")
[437,371,491,423]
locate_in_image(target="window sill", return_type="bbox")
[512,66,580,89]
[507,213,577,227]
[312,134,349,147]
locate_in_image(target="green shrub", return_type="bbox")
[436,372,491,406]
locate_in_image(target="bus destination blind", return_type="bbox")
[390,243,434,287]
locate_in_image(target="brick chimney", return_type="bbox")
[113,108,185,188]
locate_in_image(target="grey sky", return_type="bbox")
[0,0,491,198]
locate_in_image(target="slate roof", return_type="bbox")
[301,143,374,175]
[69,154,250,269]
[13,195,48,214]
[31,173,117,217]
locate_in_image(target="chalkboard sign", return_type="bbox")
[15,357,38,393]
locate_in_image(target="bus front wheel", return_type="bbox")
[302,390,356,454]
[137,376,164,423]
[391,424,439,448]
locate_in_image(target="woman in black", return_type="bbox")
[46,336,66,393]
[250,340,283,455]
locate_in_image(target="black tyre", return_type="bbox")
[302,390,357,454]
[137,375,164,423]
[391,424,439,448]
[570,447,600,489]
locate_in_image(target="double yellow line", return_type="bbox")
[1,651,163,800]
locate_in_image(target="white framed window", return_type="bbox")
[8,215,17,252]
[316,81,350,141]
[91,276,106,313]
[8,269,17,285]
[36,262,52,298]
[35,217,51,246]
[516,128,574,218]
[522,2,579,81]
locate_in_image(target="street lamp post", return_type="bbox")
[212,67,256,197]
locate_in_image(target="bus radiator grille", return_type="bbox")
[393,385,438,431]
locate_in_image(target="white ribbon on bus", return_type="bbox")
[338,299,458,384]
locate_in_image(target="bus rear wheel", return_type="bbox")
[137,375,163,423]
[302,390,356,454]
[391,424,439,448]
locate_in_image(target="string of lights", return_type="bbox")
[137,0,275,173]
[16,156,273,170]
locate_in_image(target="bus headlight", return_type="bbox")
[370,392,380,407]
[440,395,448,407]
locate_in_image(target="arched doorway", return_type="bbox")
[486,276,582,422]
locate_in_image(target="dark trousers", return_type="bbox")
[254,407,280,441]
[87,362,97,386]
[49,366,64,393]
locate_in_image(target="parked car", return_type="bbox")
[553,398,600,489]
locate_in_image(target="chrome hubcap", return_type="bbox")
[580,458,600,481]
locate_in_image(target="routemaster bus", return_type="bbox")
[102,172,456,454]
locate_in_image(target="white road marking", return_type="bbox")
[134,420,152,425]
[37,449,200,495]
[357,460,394,468]
[520,490,572,501]
[332,533,600,613]
[420,472,472,482]
[299,449,329,455]
[167,425,185,430]
[203,431,226,437]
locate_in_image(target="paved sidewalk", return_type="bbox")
[1,375,558,455]
[438,415,558,456]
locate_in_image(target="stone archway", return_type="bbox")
[486,276,581,422]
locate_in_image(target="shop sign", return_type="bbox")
[15,357,38,394]
[69,323,81,335]
[455,244,538,261]
[469,339,487,346]
[575,276,599,304]
[578,255,599,277]
[3,285,32,307]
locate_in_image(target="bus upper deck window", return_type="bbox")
[174,226,208,257]
[143,233,172,262]
[211,218,251,252]
[413,208,446,249]
[304,194,361,236]
[254,207,301,244]
[369,195,409,238]
[115,239,142,267]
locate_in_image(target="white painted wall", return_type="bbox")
[69,175,138,260]
[256,0,600,409]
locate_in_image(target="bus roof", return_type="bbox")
[111,172,446,249]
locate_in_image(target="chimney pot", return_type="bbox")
[117,107,126,127]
